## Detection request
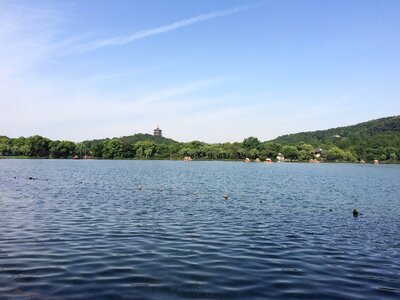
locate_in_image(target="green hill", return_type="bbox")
[119,133,177,144]
[270,115,400,161]
[82,133,177,145]
[273,116,400,145]
[77,133,178,159]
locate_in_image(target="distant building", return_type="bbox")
[315,148,323,154]
[314,148,323,158]
[309,158,320,163]
[153,126,162,137]
[276,153,285,162]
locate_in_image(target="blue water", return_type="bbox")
[0,159,399,299]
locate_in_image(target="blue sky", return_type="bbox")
[1,0,399,142]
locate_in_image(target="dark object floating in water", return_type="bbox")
[28,177,48,181]
[223,194,229,200]
[353,209,361,217]
[329,209,333,212]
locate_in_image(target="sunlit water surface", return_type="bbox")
[0,160,399,299]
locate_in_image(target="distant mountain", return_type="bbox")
[272,116,400,147]
[82,133,178,145]
[119,133,177,144]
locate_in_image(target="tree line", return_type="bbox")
[0,134,398,163]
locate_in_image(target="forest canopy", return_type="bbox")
[1,116,399,163]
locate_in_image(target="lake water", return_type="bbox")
[0,160,399,299]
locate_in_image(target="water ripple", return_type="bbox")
[0,160,399,299]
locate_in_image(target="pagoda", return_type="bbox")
[153,126,162,137]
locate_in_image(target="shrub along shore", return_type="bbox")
[0,134,398,163]
[1,116,399,163]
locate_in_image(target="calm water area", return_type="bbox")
[0,159,399,299]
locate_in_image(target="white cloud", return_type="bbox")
[70,2,264,53]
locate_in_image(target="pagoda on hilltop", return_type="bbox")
[153,125,162,137]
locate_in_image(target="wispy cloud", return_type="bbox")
[0,2,55,78]
[71,2,264,53]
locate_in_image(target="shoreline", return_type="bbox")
[1,156,399,164]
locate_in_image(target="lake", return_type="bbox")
[0,159,399,299]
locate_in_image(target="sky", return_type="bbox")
[1,0,400,143]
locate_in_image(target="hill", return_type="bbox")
[119,133,177,144]
[77,133,178,159]
[81,133,177,145]
[269,116,400,161]
[272,116,400,145]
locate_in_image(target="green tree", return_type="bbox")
[90,141,105,158]
[389,153,397,161]
[179,147,194,157]
[135,147,144,158]
[135,141,155,159]
[19,144,30,156]
[261,142,282,159]
[243,137,260,149]
[154,144,171,159]
[282,145,298,160]
[50,140,76,158]
[325,147,356,161]
[27,135,51,157]
[0,143,10,156]
[248,148,259,159]
[103,139,134,159]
